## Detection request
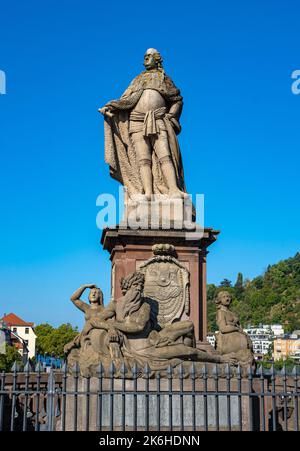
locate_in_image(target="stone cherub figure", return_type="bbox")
[65,273,237,376]
[215,291,255,368]
[99,48,187,200]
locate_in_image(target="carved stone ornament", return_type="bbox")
[139,244,190,328]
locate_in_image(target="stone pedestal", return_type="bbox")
[101,227,219,342]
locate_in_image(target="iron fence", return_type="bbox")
[0,362,299,431]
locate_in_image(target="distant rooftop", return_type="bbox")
[1,313,34,327]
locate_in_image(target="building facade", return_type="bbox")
[265,324,284,337]
[0,319,12,355]
[1,313,37,359]
[206,333,216,349]
[243,327,273,359]
[273,334,300,361]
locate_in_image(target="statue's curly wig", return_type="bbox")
[120,272,145,293]
[153,52,163,69]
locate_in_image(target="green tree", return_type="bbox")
[35,323,78,358]
[35,323,55,356]
[234,272,244,299]
[0,345,22,372]
[220,279,232,288]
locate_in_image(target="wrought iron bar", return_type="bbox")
[202,364,208,431]
[0,371,5,431]
[156,371,161,431]
[10,361,18,431]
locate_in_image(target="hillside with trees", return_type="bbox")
[207,252,300,333]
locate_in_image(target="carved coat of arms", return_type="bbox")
[139,244,190,329]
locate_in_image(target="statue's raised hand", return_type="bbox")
[108,328,119,343]
[64,342,73,354]
[98,106,114,118]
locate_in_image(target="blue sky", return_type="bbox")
[0,0,299,327]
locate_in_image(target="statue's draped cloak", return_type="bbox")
[103,70,186,197]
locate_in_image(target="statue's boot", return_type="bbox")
[160,159,188,199]
[139,160,153,200]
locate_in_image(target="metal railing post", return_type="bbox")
[47,368,55,431]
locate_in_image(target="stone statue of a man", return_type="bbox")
[99,48,187,200]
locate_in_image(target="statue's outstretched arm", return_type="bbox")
[70,284,96,312]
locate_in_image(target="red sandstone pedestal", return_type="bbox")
[101,227,219,343]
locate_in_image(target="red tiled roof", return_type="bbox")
[13,341,24,350]
[1,313,34,327]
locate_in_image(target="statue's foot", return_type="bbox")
[169,189,189,199]
[130,193,152,202]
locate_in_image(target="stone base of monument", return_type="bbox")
[101,227,219,343]
[121,194,196,230]
[57,375,268,431]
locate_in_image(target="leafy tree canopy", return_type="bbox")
[0,345,22,372]
[207,253,300,333]
[35,323,78,358]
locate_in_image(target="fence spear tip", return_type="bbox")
[11,361,19,373]
[71,361,80,375]
[225,363,231,377]
[212,364,219,376]
[280,364,287,376]
[167,364,173,377]
[189,362,196,377]
[96,362,104,376]
[109,361,115,376]
[131,362,138,377]
[24,361,32,373]
[35,361,43,372]
[120,362,127,375]
[143,362,151,376]
[61,361,68,374]
[257,364,263,376]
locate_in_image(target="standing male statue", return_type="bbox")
[99,48,187,200]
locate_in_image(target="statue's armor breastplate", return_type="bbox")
[133,89,166,113]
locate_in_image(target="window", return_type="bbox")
[13,327,17,333]
[24,340,29,346]
[25,327,29,334]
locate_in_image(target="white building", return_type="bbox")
[243,327,273,359]
[206,333,216,349]
[263,324,284,337]
[1,313,37,359]
[0,319,12,354]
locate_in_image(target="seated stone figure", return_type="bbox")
[65,273,237,376]
[64,284,115,367]
[215,291,255,368]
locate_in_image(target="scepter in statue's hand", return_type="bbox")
[98,106,114,118]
